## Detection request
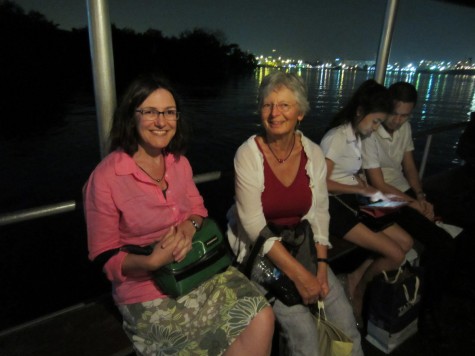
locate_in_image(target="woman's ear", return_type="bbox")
[356,106,363,118]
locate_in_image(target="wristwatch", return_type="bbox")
[188,218,201,231]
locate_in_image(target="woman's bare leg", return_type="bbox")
[224,306,275,356]
[381,223,414,253]
[345,223,412,282]
[347,258,373,298]
[343,223,413,321]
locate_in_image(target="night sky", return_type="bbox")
[11,0,475,64]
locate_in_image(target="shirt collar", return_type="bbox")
[376,124,392,140]
[114,150,175,177]
[343,123,357,143]
[114,150,138,176]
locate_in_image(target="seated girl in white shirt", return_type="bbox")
[320,80,413,327]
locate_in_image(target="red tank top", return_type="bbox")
[258,140,312,227]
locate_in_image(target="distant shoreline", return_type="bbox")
[257,65,475,75]
[416,69,475,75]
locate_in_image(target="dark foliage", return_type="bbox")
[111,26,257,94]
[0,1,77,136]
[0,1,257,137]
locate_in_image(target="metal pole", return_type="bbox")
[193,171,222,184]
[0,201,77,226]
[374,0,399,84]
[86,0,116,158]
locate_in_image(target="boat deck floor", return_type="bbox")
[0,296,133,356]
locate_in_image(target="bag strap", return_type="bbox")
[241,235,266,278]
[92,248,120,270]
[382,266,420,304]
[93,244,153,270]
[242,220,316,277]
[333,195,358,216]
[382,267,403,284]
[403,276,420,304]
[317,300,327,320]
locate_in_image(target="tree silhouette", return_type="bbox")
[0,1,257,137]
[0,1,75,136]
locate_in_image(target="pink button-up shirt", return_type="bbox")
[83,150,208,305]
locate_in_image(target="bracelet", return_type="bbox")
[317,258,329,264]
[188,218,201,231]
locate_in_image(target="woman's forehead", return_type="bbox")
[266,85,294,98]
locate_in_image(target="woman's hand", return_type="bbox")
[420,199,435,220]
[292,268,323,305]
[169,220,196,262]
[267,242,325,304]
[409,198,435,221]
[147,226,180,270]
[125,220,197,275]
[357,183,386,201]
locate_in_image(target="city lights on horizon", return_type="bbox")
[255,54,475,73]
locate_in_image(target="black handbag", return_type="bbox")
[365,265,423,353]
[242,220,317,306]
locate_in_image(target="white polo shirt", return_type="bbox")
[320,123,362,186]
[361,121,414,192]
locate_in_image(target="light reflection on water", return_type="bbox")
[184,67,473,176]
[1,68,473,212]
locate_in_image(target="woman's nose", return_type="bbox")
[270,104,281,116]
[154,114,167,126]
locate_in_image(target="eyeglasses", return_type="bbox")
[261,103,295,113]
[135,108,180,121]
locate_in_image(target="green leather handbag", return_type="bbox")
[153,218,232,297]
[122,219,231,297]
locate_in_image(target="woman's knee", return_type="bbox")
[378,236,407,266]
[391,224,414,252]
[226,307,275,356]
[251,306,275,334]
[402,235,414,253]
[398,229,414,252]
[387,247,406,267]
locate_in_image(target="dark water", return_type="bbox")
[1,68,474,212]
[1,67,474,330]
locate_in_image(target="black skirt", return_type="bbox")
[329,194,396,237]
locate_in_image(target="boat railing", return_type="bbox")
[415,120,470,178]
[0,120,470,228]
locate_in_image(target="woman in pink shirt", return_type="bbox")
[83,74,274,356]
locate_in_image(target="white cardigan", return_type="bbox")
[227,131,331,262]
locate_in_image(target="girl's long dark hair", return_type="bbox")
[329,79,392,130]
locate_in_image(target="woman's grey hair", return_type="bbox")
[257,72,310,115]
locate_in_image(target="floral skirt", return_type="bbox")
[118,266,269,356]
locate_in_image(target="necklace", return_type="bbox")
[266,134,296,164]
[137,161,166,183]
